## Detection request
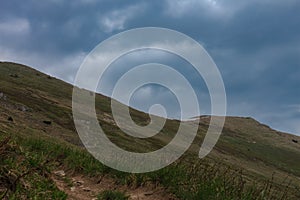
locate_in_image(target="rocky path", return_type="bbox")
[52,170,177,200]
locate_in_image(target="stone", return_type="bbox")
[144,191,154,196]
[82,187,91,192]
[74,180,84,186]
[70,187,76,192]
[0,92,7,100]
[43,120,52,125]
[10,74,19,78]
[54,170,65,177]
[18,105,28,112]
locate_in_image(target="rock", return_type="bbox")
[7,116,13,122]
[43,120,52,125]
[0,92,7,100]
[74,180,84,186]
[18,105,28,112]
[144,191,154,196]
[10,74,19,78]
[292,139,298,143]
[82,187,91,192]
[54,170,65,177]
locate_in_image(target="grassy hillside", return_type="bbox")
[0,62,300,199]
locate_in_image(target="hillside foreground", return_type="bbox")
[1,62,300,199]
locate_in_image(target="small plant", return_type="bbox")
[97,190,128,200]
[1,129,298,200]
[0,137,67,199]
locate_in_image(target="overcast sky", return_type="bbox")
[1,0,300,135]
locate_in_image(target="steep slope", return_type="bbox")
[1,62,300,199]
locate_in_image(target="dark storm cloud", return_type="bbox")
[0,0,299,134]
[0,0,147,54]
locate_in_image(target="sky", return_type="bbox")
[0,0,300,135]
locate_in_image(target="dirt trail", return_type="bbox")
[52,170,177,200]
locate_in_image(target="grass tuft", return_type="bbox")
[97,190,128,200]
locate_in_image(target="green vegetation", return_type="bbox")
[0,135,67,199]
[0,131,295,199]
[97,190,128,200]
[1,62,300,199]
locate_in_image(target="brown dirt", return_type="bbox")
[51,170,177,200]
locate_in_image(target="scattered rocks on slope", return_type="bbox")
[73,180,84,186]
[18,105,29,112]
[52,173,176,200]
[0,92,7,101]
[43,120,52,125]
[82,187,91,192]
[292,139,298,143]
[54,170,66,177]
[9,74,19,78]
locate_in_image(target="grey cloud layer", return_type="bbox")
[0,0,299,134]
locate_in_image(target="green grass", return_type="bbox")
[220,131,300,176]
[97,190,128,200]
[1,130,294,200]
[0,136,67,199]
[1,62,300,199]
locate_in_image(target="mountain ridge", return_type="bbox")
[1,61,300,199]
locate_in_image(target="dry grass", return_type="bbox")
[1,62,300,199]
